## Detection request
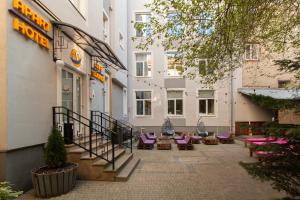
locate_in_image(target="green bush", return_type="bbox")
[44,128,67,168]
[0,182,22,200]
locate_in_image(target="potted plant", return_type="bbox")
[0,182,22,200]
[31,128,78,198]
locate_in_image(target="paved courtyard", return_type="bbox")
[20,141,284,200]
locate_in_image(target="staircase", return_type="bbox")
[52,107,140,181]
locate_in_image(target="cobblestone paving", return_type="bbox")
[20,141,284,200]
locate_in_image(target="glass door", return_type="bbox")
[75,76,81,115]
[62,70,73,111]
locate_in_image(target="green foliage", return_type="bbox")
[44,128,67,168]
[249,94,298,111]
[240,127,300,197]
[0,182,22,200]
[134,0,300,84]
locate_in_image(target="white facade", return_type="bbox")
[127,0,232,133]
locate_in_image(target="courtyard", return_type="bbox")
[20,140,283,200]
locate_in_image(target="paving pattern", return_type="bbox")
[20,141,284,200]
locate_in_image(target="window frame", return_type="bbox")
[165,52,184,77]
[103,10,110,44]
[123,88,128,117]
[197,89,216,116]
[134,52,152,78]
[134,12,151,38]
[134,90,152,117]
[245,43,259,61]
[166,89,185,117]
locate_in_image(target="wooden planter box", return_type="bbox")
[31,162,79,198]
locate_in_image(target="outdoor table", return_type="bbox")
[157,140,172,150]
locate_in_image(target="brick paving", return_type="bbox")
[20,140,284,200]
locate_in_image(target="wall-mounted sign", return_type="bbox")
[70,49,82,67]
[11,0,51,49]
[91,63,105,82]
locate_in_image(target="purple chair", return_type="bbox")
[138,134,155,149]
[177,136,193,150]
[174,134,185,144]
[145,133,157,142]
[216,132,234,144]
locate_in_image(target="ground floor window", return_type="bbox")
[167,90,183,116]
[136,91,151,116]
[198,90,215,115]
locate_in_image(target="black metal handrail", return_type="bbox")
[52,106,115,169]
[91,111,133,153]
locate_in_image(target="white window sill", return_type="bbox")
[164,76,183,79]
[135,115,152,118]
[167,115,185,118]
[199,114,216,117]
[135,76,152,78]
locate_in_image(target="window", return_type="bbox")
[135,53,152,77]
[197,12,214,35]
[103,12,109,43]
[167,13,182,36]
[167,91,183,116]
[198,90,215,115]
[123,88,128,116]
[136,91,151,116]
[119,32,125,49]
[245,44,259,60]
[135,13,151,37]
[278,80,291,88]
[166,52,183,76]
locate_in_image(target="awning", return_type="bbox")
[52,21,126,70]
[238,88,300,100]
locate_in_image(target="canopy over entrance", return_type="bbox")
[238,88,300,100]
[52,21,126,70]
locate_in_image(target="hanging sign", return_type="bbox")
[92,63,105,82]
[11,0,51,49]
[70,48,82,67]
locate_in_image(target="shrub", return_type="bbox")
[44,128,67,168]
[0,182,22,200]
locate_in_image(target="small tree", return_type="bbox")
[0,182,22,200]
[44,128,67,168]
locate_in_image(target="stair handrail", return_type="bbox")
[52,106,116,169]
[91,110,133,153]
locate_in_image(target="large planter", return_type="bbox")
[31,162,78,198]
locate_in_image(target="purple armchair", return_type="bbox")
[145,132,157,142]
[138,134,155,149]
[216,132,234,144]
[177,136,193,150]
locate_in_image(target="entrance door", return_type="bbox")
[61,69,82,114]
[62,70,73,111]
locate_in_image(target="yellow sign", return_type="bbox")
[12,0,50,49]
[94,63,104,71]
[92,71,105,82]
[70,49,82,67]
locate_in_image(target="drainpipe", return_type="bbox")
[230,70,234,134]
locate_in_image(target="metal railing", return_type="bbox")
[91,111,133,153]
[52,106,116,169]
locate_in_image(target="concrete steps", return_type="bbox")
[66,136,139,182]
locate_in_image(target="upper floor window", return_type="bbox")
[119,32,125,49]
[198,90,215,116]
[197,12,214,35]
[167,13,182,36]
[167,91,183,116]
[245,44,259,61]
[103,12,110,43]
[166,52,183,76]
[123,88,128,116]
[136,91,152,116]
[135,13,151,37]
[135,53,152,77]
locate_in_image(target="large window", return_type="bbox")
[135,13,151,37]
[123,88,128,116]
[245,44,259,60]
[167,13,182,36]
[166,52,183,76]
[167,91,183,116]
[135,53,152,77]
[198,90,215,115]
[136,91,151,116]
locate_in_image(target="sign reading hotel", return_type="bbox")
[92,63,105,83]
[11,0,50,49]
